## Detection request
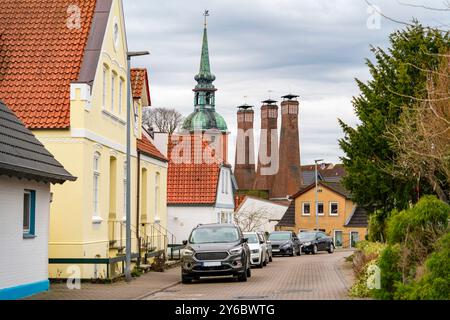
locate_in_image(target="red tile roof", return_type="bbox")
[0,0,97,129]
[130,68,151,104]
[137,135,167,162]
[167,135,222,205]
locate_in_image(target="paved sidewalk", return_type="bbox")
[27,268,181,300]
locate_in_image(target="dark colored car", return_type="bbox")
[298,231,334,254]
[181,223,252,283]
[268,231,301,256]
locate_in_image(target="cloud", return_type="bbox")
[123,0,448,166]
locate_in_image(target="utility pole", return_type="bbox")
[314,159,323,231]
[125,51,149,282]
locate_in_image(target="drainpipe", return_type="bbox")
[136,150,141,267]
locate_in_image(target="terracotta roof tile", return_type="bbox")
[0,0,97,129]
[130,68,151,104]
[167,135,222,205]
[137,135,167,162]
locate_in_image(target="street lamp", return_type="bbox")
[314,159,324,231]
[125,50,150,282]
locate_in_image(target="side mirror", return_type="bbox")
[182,240,188,246]
[242,238,248,243]
[260,240,264,244]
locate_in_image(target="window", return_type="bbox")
[350,231,359,248]
[329,202,339,216]
[118,78,124,114]
[302,202,311,216]
[102,65,108,108]
[93,152,100,215]
[317,202,324,216]
[23,190,36,237]
[218,211,229,223]
[154,172,160,221]
[113,22,119,48]
[334,230,343,247]
[111,72,116,111]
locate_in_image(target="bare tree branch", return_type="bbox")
[142,107,184,134]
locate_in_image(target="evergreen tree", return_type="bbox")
[339,24,450,213]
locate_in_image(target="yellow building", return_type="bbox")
[0,0,168,279]
[277,181,368,248]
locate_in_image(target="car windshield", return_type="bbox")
[299,232,316,241]
[243,233,259,244]
[269,233,291,241]
[189,227,240,244]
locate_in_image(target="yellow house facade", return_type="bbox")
[277,181,368,248]
[0,0,168,279]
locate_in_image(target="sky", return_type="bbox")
[123,0,449,166]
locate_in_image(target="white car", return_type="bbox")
[243,232,269,268]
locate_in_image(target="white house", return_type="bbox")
[167,148,235,243]
[234,196,290,233]
[0,101,75,299]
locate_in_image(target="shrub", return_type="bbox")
[374,244,402,299]
[350,259,379,298]
[368,210,388,242]
[394,232,450,300]
[387,195,450,245]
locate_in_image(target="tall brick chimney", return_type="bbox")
[234,104,256,190]
[253,99,279,196]
[271,94,302,199]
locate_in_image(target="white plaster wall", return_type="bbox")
[167,206,216,244]
[235,197,289,233]
[0,176,51,289]
[215,166,234,208]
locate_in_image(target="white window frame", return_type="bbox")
[329,202,339,216]
[111,72,116,112]
[154,172,160,222]
[302,202,311,216]
[317,201,324,216]
[333,230,343,247]
[118,78,124,114]
[93,152,101,218]
[102,65,108,109]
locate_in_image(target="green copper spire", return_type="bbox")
[182,10,227,133]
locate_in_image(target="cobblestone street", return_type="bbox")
[29,250,355,300]
[143,250,355,300]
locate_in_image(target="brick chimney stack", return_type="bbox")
[271,94,302,199]
[234,104,256,190]
[253,99,279,196]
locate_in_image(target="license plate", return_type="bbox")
[203,261,221,267]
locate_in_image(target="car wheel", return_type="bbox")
[258,254,264,268]
[328,243,334,254]
[312,244,318,254]
[181,275,192,284]
[238,269,248,282]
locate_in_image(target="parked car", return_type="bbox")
[181,223,252,283]
[243,232,269,268]
[257,231,273,262]
[298,230,334,254]
[268,231,301,256]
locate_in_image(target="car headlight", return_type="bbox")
[251,249,260,254]
[182,249,194,257]
[281,243,292,248]
[303,242,311,246]
[230,247,243,255]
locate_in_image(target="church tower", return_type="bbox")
[181,11,229,162]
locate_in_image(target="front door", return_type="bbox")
[350,231,359,248]
[334,231,343,248]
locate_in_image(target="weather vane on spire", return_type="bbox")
[203,10,209,27]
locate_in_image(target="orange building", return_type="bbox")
[277,181,368,248]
